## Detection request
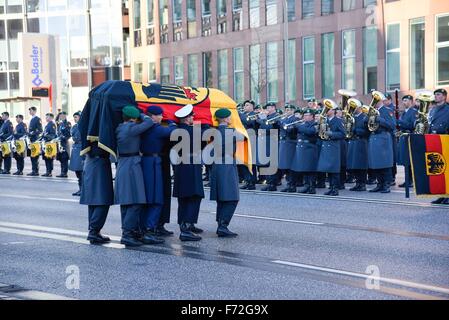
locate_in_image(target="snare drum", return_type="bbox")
[0,141,11,157]
[15,140,27,156]
[44,142,58,159]
[29,142,41,158]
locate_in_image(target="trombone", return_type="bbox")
[264,113,289,125]
[283,120,304,130]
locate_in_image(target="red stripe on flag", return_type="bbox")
[425,135,446,195]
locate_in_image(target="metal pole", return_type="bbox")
[283,0,289,104]
[87,0,93,90]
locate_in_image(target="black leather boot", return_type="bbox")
[142,231,165,245]
[179,223,202,242]
[297,185,310,194]
[155,224,174,237]
[217,221,238,238]
[87,231,111,244]
[120,231,143,247]
[369,184,383,193]
[324,187,339,196]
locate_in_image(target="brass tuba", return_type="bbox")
[414,90,434,135]
[319,99,338,140]
[367,91,386,132]
[345,98,362,139]
[338,89,358,139]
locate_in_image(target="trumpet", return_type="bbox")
[367,90,386,132]
[283,120,304,130]
[246,114,260,121]
[264,113,289,125]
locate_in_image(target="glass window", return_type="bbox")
[68,0,85,10]
[9,72,19,90]
[0,72,7,90]
[287,0,295,22]
[47,0,66,11]
[322,33,335,98]
[174,56,183,85]
[148,62,156,82]
[342,29,356,91]
[173,0,182,23]
[7,19,23,70]
[266,42,278,102]
[217,0,226,16]
[321,0,333,15]
[26,0,45,12]
[302,0,314,19]
[0,21,6,71]
[187,0,196,38]
[287,39,297,101]
[266,0,277,26]
[188,54,199,88]
[437,15,449,86]
[0,0,4,14]
[134,0,141,29]
[69,15,88,68]
[147,0,154,26]
[160,58,170,83]
[27,17,47,33]
[386,23,400,91]
[250,44,260,103]
[249,0,259,28]
[410,18,425,89]
[233,47,244,103]
[7,0,22,13]
[363,26,378,94]
[159,0,168,26]
[364,0,377,7]
[71,69,88,87]
[303,36,315,100]
[233,0,242,10]
[203,52,212,87]
[202,0,211,16]
[342,0,356,11]
[134,62,143,82]
[218,49,229,94]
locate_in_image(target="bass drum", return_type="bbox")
[0,141,12,157]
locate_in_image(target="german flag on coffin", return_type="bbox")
[410,134,449,197]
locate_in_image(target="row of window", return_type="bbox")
[133,0,378,46]
[134,14,449,102]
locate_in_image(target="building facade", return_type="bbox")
[0,0,128,117]
[129,0,449,106]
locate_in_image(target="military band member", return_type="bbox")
[140,106,177,243]
[27,106,43,176]
[383,93,398,186]
[69,112,84,196]
[368,99,396,194]
[317,105,346,196]
[41,113,57,177]
[209,108,242,237]
[173,104,205,242]
[397,95,418,188]
[429,89,449,205]
[0,112,14,174]
[115,106,154,247]
[56,112,72,178]
[13,115,28,176]
[336,108,348,189]
[347,104,369,191]
[257,102,280,192]
[314,105,326,189]
[239,100,258,190]
[291,109,319,194]
[279,105,298,193]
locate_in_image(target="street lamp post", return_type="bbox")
[283,0,289,104]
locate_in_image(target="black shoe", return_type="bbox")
[324,188,338,196]
[56,174,68,178]
[345,177,356,184]
[380,186,391,193]
[261,185,277,192]
[367,179,377,185]
[217,221,238,238]
[27,172,39,176]
[1,171,11,175]
[280,187,296,193]
[179,223,202,242]
[297,186,310,194]
[257,179,267,185]
[443,199,449,205]
[390,181,396,186]
[87,232,111,244]
[142,233,165,245]
[120,232,143,247]
[240,184,249,190]
[246,184,256,190]
[308,187,316,194]
[431,198,446,205]
[72,190,81,196]
[316,183,326,189]
[350,184,367,192]
[13,171,23,176]
[189,224,203,234]
[155,225,174,237]
[41,173,52,177]
[369,185,383,193]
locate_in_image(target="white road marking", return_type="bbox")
[1,220,448,298]
[0,194,78,203]
[234,214,325,225]
[273,260,449,296]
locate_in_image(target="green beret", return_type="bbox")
[123,106,140,119]
[215,108,232,119]
[303,108,315,115]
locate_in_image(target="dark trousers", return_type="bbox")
[373,168,392,187]
[242,165,257,185]
[177,196,202,224]
[15,155,25,172]
[216,201,239,224]
[340,168,347,187]
[2,156,11,172]
[158,158,172,226]
[303,173,317,187]
[282,169,297,187]
[266,169,280,187]
[44,158,54,173]
[316,172,326,186]
[328,173,340,189]
[121,204,143,233]
[75,171,83,189]
[141,204,163,231]
[367,169,376,182]
[351,169,367,185]
[31,156,39,173]
[88,205,109,232]
[59,152,69,175]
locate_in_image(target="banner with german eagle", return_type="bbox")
[79,80,252,169]
[409,134,449,197]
